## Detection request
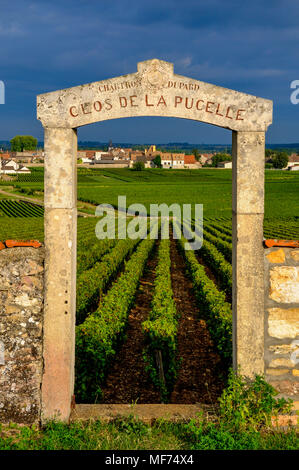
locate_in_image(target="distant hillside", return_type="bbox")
[1,140,298,155]
[77,142,299,155]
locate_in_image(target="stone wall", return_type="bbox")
[1,240,298,424]
[264,246,299,411]
[0,246,44,424]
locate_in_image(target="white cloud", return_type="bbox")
[177,56,192,68]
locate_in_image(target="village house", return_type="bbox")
[109,148,131,160]
[287,153,299,169]
[2,159,19,171]
[17,165,31,173]
[128,159,154,168]
[161,153,172,168]
[11,150,44,158]
[81,157,93,164]
[199,153,215,165]
[0,158,31,174]
[172,153,185,168]
[94,151,110,161]
[144,144,160,159]
[160,152,185,168]
[129,150,144,161]
[184,154,201,169]
[8,150,44,164]
[217,161,232,169]
[85,150,96,160]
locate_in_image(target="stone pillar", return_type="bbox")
[232,131,265,377]
[42,127,77,422]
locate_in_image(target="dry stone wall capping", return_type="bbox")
[264,247,299,410]
[0,246,44,425]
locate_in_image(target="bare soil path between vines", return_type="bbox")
[100,242,161,404]
[169,238,225,404]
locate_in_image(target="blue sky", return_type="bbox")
[0,0,298,144]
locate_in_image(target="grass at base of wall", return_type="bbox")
[1,372,298,451]
[0,417,298,451]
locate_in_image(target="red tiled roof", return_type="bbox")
[184,155,196,164]
[85,151,95,158]
[288,153,299,162]
[264,239,299,248]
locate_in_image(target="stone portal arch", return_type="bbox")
[37,59,273,422]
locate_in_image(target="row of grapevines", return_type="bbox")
[264,229,299,239]
[183,221,232,296]
[177,233,232,363]
[142,237,178,401]
[200,239,232,295]
[0,218,44,241]
[209,219,299,240]
[76,237,141,324]
[208,218,299,240]
[75,231,157,402]
[204,223,232,243]
[209,222,232,238]
[0,200,43,217]
[203,229,232,262]
[16,175,44,182]
[77,238,117,276]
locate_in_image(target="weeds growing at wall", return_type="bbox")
[0,371,297,450]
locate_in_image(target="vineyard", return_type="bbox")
[0,167,298,405]
[72,214,296,404]
[73,219,229,404]
[0,199,44,217]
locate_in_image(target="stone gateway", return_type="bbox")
[37,59,273,422]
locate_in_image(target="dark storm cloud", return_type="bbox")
[0,0,298,142]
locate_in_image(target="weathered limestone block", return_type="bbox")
[270,380,299,396]
[293,401,299,410]
[266,248,285,264]
[268,308,299,339]
[0,247,44,424]
[44,127,77,209]
[232,131,265,214]
[269,343,299,355]
[269,266,299,303]
[266,369,290,376]
[269,358,295,368]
